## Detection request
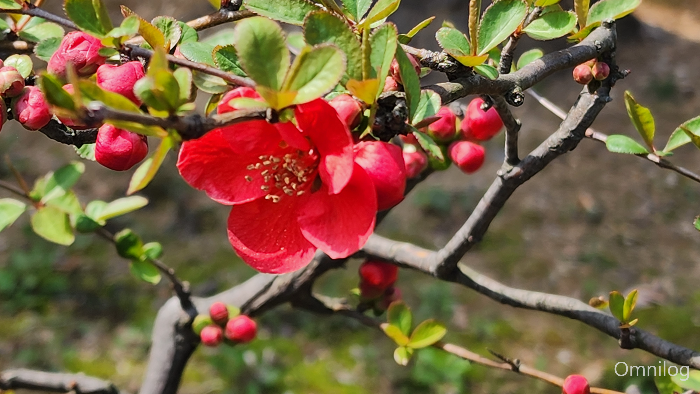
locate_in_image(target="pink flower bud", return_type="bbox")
[56,84,93,130]
[449,141,485,174]
[96,61,145,105]
[200,325,223,347]
[47,31,107,78]
[95,124,149,171]
[562,375,590,394]
[573,63,593,85]
[389,55,421,85]
[591,61,610,81]
[217,86,262,114]
[12,86,51,130]
[428,106,457,142]
[462,98,503,141]
[225,315,257,343]
[359,260,398,291]
[383,76,399,92]
[209,302,229,326]
[402,146,428,178]
[354,141,406,211]
[0,66,24,97]
[328,94,363,129]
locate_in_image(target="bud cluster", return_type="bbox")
[192,302,258,347]
[572,59,610,85]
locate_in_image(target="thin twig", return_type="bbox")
[0,5,77,30]
[491,95,521,166]
[0,179,27,199]
[0,369,123,394]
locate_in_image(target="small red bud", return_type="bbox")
[225,315,257,343]
[209,302,229,326]
[463,98,503,141]
[402,145,428,179]
[562,375,590,394]
[47,31,107,78]
[428,106,457,142]
[56,84,94,130]
[591,61,610,81]
[200,325,224,347]
[12,86,51,130]
[383,76,399,92]
[573,63,594,85]
[328,94,363,129]
[96,61,146,105]
[0,66,25,97]
[354,141,406,211]
[449,141,485,174]
[359,260,398,293]
[95,124,149,171]
[389,55,421,85]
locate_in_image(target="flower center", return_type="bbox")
[245,148,319,203]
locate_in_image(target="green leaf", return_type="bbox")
[0,0,21,9]
[396,46,420,122]
[152,16,181,50]
[574,0,590,27]
[85,200,108,220]
[587,0,640,26]
[133,50,181,113]
[605,135,649,155]
[127,136,174,195]
[412,128,444,161]
[192,315,213,335]
[535,0,560,6]
[74,143,96,161]
[407,319,447,348]
[39,74,76,111]
[0,199,26,232]
[369,23,398,95]
[672,370,700,391]
[104,15,140,44]
[77,80,142,114]
[114,228,143,259]
[130,259,161,284]
[283,45,345,104]
[393,346,413,366]
[143,242,163,260]
[4,54,33,78]
[34,37,62,61]
[74,214,102,233]
[664,116,700,152]
[624,91,655,151]
[244,0,321,26]
[173,67,193,102]
[362,0,400,28]
[233,16,289,91]
[477,0,527,55]
[121,6,166,50]
[201,28,235,47]
[342,0,372,21]
[64,0,110,36]
[383,324,410,346]
[177,21,198,44]
[655,374,685,394]
[31,206,74,245]
[45,190,82,215]
[304,11,363,82]
[516,48,543,69]
[412,90,441,125]
[33,161,85,203]
[287,31,305,52]
[435,27,470,58]
[18,22,64,43]
[399,16,435,44]
[92,0,113,33]
[178,42,216,66]
[608,290,624,322]
[94,196,148,222]
[192,71,229,94]
[474,64,498,79]
[387,301,412,336]
[213,45,247,77]
[622,289,637,322]
[523,10,576,40]
[680,126,700,151]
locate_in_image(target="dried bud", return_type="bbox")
[462,97,503,141]
[449,141,485,174]
[225,315,257,343]
[95,124,149,171]
[402,145,428,179]
[572,63,594,85]
[47,31,107,78]
[209,302,229,326]
[354,141,406,211]
[200,325,224,347]
[359,260,398,292]
[383,76,399,92]
[96,61,146,105]
[12,86,51,130]
[562,375,590,394]
[0,66,25,97]
[591,61,610,81]
[427,106,457,142]
[328,94,363,129]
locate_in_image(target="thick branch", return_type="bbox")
[0,369,122,394]
[36,119,98,147]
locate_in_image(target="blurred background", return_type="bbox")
[1,0,700,393]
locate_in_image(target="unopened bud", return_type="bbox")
[591,61,610,81]
[328,94,363,129]
[225,315,257,343]
[209,302,229,326]
[0,66,24,97]
[95,124,149,171]
[12,86,51,130]
[573,63,593,85]
[200,325,224,347]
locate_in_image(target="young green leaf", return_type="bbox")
[412,128,444,161]
[31,206,75,245]
[346,78,379,104]
[45,191,82,215]
[398,16,435,44]
[65,0,111,36]
[127,136,174,195]
[624,91,655,151]
[304,11,363,82]
[213,45,247,77]
[34,37,62,61]
[587,0,641,26]
[0,199,27,232]
[152,16,181,50]
[393,346,413,366]
[383,324,410,346]
[608,290,625,322]
[233,17,289,91]
[0,0,21,9]
[39,74,76,111]
[362,0,401,28]
[173,67,193,102]
[477,0,527,55]
[74,143,96,161]
[33,161,85,203]
[680,126,700,151]
[130,259,162,284]
[436,27,470,59]
[387,301,412,336]
[283,45,346,105]
[672,370,700,391]
[77,80,142,114]
[407,319,447,349]
[655,374,685,394]
[412,90,442,125]
[605,135,649,155]
[143,242,164,260]
[178,41,217,66]
[369,23,398,95]
[516,48,543,69]
[574,0,590,27]
[395,46,420,122]
[474,64,498,79]
[244,0,321,26]
[121,6,166,50]
[114,228,144,259]
[663,116,700,152]
[18,22,64,43]
[522,10,576,40]
[94,196,149,222]
[535,0,560,6]
[4,55,33,78]
[177,21,198,44]
[622,289,638,323]
[192,71,229,94]
[342,0,372,21]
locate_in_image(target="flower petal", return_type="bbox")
[274,121,310,151]
[297,163,376,259]
[177,129,267,205]
[221,120,283,156]
[228,197,316,273]
[295,99,354,194]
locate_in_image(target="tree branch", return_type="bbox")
[491,95,521,166]
[0,5,77,30]
[0,369,124,394]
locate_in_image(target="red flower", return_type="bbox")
[177,88,377,274]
